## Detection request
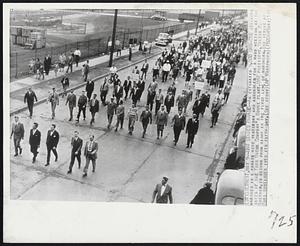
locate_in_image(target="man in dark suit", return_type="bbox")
[140,105,152,138]
[83,60,90,82]
[129,85,140,106]
[45,124,59,166]
[190,182,215,205]
[164,92,175,114]
[24,87,38,118]
[171,108,186,146]
[43,54,52,75]
[186,114,199,148]
[140,59,149,80]
[123,77,132,100]
[65,90,76,121]
[100,78,109,104]
[29,122,41,163]
[113,81,124,105]
[67,131,83,174]
[152,176,173,204]
[89,94,99,125]
[10,115,25,156]
[85,80,94,101]
[83,135,98,177]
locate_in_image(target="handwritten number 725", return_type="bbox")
[269,210,296,229]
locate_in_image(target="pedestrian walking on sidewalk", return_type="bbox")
[82,135,98,177]
[128,45,132,61]
[67,130,83,174]
[85,79,94,101]
[45,124,59,166]
[29,122,41,163]
[223,82,232,103]
[61,74,70,98]
[83,60,90,82]
[76,91,88,122]
[66,90,76,121]
[89,94,99,126]
[38,65,45,80]
[156,105,168,139]
[171,108,186,146]
[100,77,109,104]
[66,52,74,73]
[140,105,152,138]
[105,97,117,129]
[127,103,138,135]
[152,176,173,204]
[115,100,125,131]
[24,87,38,118]
[74,48,81,67]
[10,116,24,157]
[47,88,59,119]
[44,54,52,76]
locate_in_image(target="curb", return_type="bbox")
[10,50,162,116]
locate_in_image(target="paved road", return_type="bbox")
[10,33,247,203]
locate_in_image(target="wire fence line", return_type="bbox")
[10,21,196,80]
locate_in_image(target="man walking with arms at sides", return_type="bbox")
[66,52,74,73]
[66,90,76,121]
[154,88,164,116]
[29,122,41,163]
[83,60,90,82]
[210,98,223,128]
[123,77,132,101]
[176,90,187,114]
[74,48,81,67]
[10,115,25,157]
[24,87,38,118]
[67,131,83,174]
[105,97,117,129]
[89,94,99,126]
[115,100,125,132]
[156,105,168,140]
[164,91,175,114]
[140,105,152,138]
[186,113,199,148]
[100,77,109,104]
[162,60,171,83]
[140,59,149,80]
[83,135,98,177]
[152,176,173,204]
[127,103,138,135]
[85,79,94,101]
[45,124,59,166]
[47,88,59,119]
[61,74,70,98]
[129,84,140,106]
[76,91,88,122]
[113,80,124,105]
[223,82,232,104]
[171,108,186,146]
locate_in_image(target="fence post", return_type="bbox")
[15,52,18,78]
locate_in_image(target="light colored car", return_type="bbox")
[150,15,167,21]
[155,32,172,46]
[234,125,246,167]
[215,169,244,205]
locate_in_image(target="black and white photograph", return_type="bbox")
[3,2,296,243]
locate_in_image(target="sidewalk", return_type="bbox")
[10,26,212,115]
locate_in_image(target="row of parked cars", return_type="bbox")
[214,95,247,205]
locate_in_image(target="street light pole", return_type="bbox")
[195,9,201,35]
[109,9,118,67]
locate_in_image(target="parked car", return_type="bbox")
[155,32,172,46]
[234,125,246,168]
[215,169,244,205]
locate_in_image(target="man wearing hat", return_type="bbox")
[152,176,173,204]
[162,60,171,83]
[190,182,215,205]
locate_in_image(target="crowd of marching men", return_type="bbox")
[16,23,247,182]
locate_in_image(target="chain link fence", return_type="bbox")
[10,21,196,80]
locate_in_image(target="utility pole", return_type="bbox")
[109,9,118,67]
[195,9,201,35]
